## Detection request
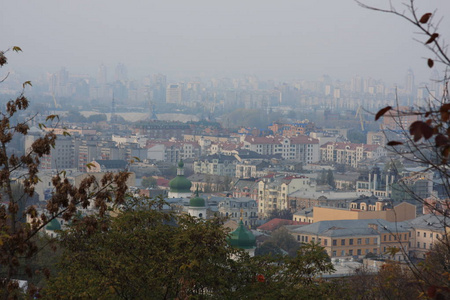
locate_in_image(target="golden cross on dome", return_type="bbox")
[240,208,243,221]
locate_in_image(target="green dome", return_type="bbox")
[169,176,192,193]
[46,218,61,231]
[178,160,184,168]
[227,220,256,249]
[189,189,205,207]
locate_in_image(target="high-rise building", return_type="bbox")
[151,74,167,103]
[114,63,128,82]
[97,64,107,85]
[166,84,182,104]
[405,69,415,95]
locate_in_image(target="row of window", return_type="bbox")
[296,236,379,246]
[332,248,377,257]
[383,233,409,241]
[417,231,440,239]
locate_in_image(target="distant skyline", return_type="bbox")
[1,0,449,84]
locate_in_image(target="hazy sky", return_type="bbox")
[1,0,449,83]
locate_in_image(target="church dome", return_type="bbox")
[46,218,61,231]
[168,160,192,193]
[189,189,205,207]
[227,220,256,249]
[169,176,192,193]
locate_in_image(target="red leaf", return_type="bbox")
[421,122,433,139]
[428,285,437,298]
[435,134,449,147]
[426,33,439,45]
[375,106,392,121]
[427,58,434,68]
[443,146,450,158]
[387,141,403,146]
[409,121,424,142]
[420,13,432,24]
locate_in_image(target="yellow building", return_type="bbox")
[408,214,447,259]
[289,219,410,261]
[313,201,416,223]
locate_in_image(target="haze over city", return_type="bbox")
[2,0,449,83]
[2,1,450,298]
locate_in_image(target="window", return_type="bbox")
[417,242,420,248]
[424,232,427,238]
[404,234,407,240]
[305,236,308,242]
[341,250,345,256]
[373,249,377,254]
[417,231,420,237]
[389,235,392,241]
[332,251,337,257]
[297,235,300,241]
[324,239,328,246]
[365,238,370,244]
[430,233,433,238]
[341,239,345,246]
[357,249,361,255]
[349,250,353,256]
[374,238,378,244]
[349,239,354,245]
[365,249,369,254]
[423,243,426,249]
[333,239,337,246]
[357,238,362,245]
[384,235,387,241]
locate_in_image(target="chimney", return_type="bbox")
[368,223,378,231]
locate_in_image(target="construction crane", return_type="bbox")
[355,105,365,131]
[52,93,61,109]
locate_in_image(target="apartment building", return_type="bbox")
[320,142,386,168]
[146,141,200,164]
[218,197,258,227]
[258,174,312,218]
[41,136,75,170]
[289,219,410,261]
[242,135,319,163]
[193,154,237,177]
[408,214,447,259]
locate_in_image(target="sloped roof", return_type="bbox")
[407,214,447,231]
[257,218,308,232]
[96,160,127,169]
[289,219,410,237]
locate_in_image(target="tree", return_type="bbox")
[87,113,107,123]
[45,196,337,299]
[45,197,246,298]
[0,48,130,298]
[347,128,366,144]
[268,208,293,221]
[266,227,300,257]
[141,176,157,188]
[358,1,450,298]
[317,169,327,185]
[327,169,336,189]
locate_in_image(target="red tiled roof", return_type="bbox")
[156,178,170,187]
[257,218,308,231]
